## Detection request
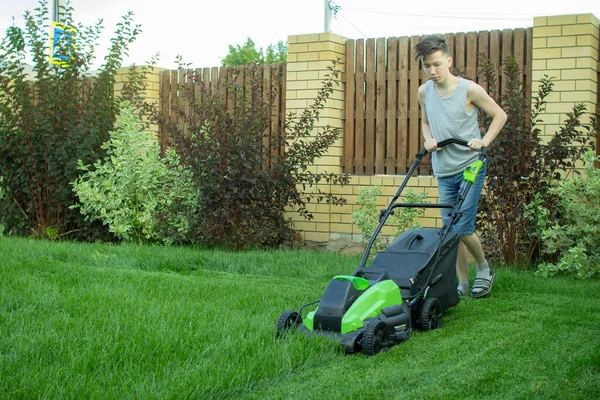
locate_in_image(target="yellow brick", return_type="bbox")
[533,26,563,38]
[308,42,338,52]
[287,53,298,62]
[357,176,373,185]
[531,59,547,70]
[330,223,353,234]
[575,80,599,92]
[561,91,596,103]
[547,36,577,48]
[311,213,330,223]
[551,80,576,91]
[533,17,548,27]
[319,32,347,44]
[287,35,299,44]
[286,99,309,109]
[297,52,321,62]
[561,69,597,80]
[532,37,547,49]
[297,71,321,81]
[294,221,316,231]
[546,102,577,113]
[576,58,598,69]
[576,35,600,47]
[287,61,308,72]
[329,214,341,223]
[308,60,339,71]
[546,15,578,26]
[304,231,329,242]
[577,14,600,25]
[294,33,321,43]
[562,46,598,58]
[287,43,308,54]
[286,80,308,90]
[286,71,298,81]
[531,70,556,82]
[380,176,395,186]
[562,23,597,36]
[547,58,576,70]
[532,48,561,59]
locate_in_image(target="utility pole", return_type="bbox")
[324,0,332,33]
[52,0,64,22]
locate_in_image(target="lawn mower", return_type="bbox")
[276,139,487,355]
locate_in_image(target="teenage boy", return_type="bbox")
[414,35,507,297]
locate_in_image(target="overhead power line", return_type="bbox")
[342,7,533,21]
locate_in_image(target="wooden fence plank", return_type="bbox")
[466,32,478,81]
[386,37,398,174]
[344,39,355,173]
[355,39,366,174]
[409,36,421,168]
[397,37,409,174]
[375,37,386,174]
[365,38,376,175]
[478,31,490,91]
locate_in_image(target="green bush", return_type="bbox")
[71,102,198,244]
[534,150,600,279]
[0,0,141,240]
[352,186,429,253]
[147,60,349,249]
[476,56,598,267]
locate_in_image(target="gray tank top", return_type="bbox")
[425,77,481,177]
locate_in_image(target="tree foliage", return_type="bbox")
[221,37,287,66]
[0,0,141,239]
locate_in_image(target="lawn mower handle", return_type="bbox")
[426,138,488,158]
[359,138,487,269]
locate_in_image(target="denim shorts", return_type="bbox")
[437,162,486,236]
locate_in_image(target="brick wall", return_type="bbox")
[532,14,599,135]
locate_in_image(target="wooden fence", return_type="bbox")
[342,28,533,176]
[158,63,286,158]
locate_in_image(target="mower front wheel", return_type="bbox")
[417,297,443,331]
[361,320,389,355]
[276,311,302,336]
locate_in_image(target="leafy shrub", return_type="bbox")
[0,1,141,240]
[352,185,383,251]
[71,102,198,244]
[144,60,348,249]
[352,186,429,253]
[476,56,598,266]
[534,150,600,279]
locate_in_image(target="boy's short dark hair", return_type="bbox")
[413,35,450,60]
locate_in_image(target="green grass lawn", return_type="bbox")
[1,236,599,399]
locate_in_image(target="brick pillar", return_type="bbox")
[532,14,600,137]
[114,65,165,136]
[286,33,347,244]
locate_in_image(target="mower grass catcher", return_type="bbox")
[277,139,487,355]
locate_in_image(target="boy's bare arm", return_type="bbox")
[468,83,507,148]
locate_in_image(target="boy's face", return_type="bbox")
[421,50,452,83]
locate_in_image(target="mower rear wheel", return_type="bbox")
[276,311,302,336]
[361,320,389,355]
[417,297,443,331]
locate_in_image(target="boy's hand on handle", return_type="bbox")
[468,138,485,151]
[424,138,440,152]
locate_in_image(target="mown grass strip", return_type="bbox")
[0,237,598,399]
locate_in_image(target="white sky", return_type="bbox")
[1,0,600,70]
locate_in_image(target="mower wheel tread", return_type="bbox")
[417,297,443,331]
[276,310,302,336]
[361,320,389,355]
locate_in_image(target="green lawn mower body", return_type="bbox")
[277,139,486,355]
